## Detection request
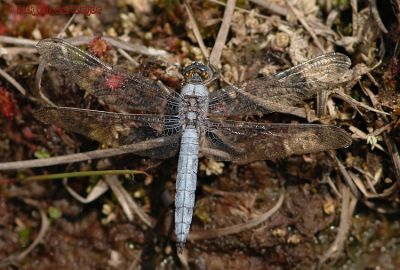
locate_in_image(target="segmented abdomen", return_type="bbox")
[175,127,199,249]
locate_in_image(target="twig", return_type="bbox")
[183,1,209,60]
[0,35,169,57]
[99,37,169,57]
[208,0,271,20]
[0,137,170,170]
[0,67,27,95]
[189,187,284,240]
[105,175,153,227]
[322,173,341,198]
[127,251,142,270]
[350,0,358,36]
[117,48,139,67]
[369,0,388,34]
[249,0,288,16]
[383,132,400,186]
[319,185,357,265]
[330,151,361,198]
[0,35,37,46]
[209,0,236,67]
[0,199,50,267]
[17,199,50,260]
[64,178,109,203]
[332,90,390,115]
[57,14,76,38]
[0,47,37,56]
[284,0,325,52]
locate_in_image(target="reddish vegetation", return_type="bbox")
[0,86,17,120]
[105,73,124,91]
[88,36,109,58]
[0,23,8,35]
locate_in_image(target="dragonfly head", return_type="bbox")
[182,62,212,83]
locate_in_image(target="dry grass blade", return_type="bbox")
[63,178,109,203]
[0,138,170,170]
[0,35,37,46]
[105,175,134,222]
[189,187,284,241]
[0,35,169,57]
[209,0,270,20]
[323,173,342,198]
[209,0,236,67]
[285,0,325,52]
[369,0,388,34]
[105,175,153,227]
[117,48,140,67]
[177,249,190,270]
[332,90,390,116]
[351,0,359,36]
[183,0,209,60]
[0,67,27,95]
[249,0,288,16]
[0,199,50,268]
[57,14,76,38]
[383,132,400,186]
[319,185,357,265]
[330,151,361,198]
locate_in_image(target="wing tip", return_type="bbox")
[328,125,352,149]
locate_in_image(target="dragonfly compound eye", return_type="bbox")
[183,62,211,81]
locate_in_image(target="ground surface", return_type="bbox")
[0,0,399,269]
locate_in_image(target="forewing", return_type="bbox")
[208,53,351,116]
[36,38,182,114]
[274,52,351,85]
[201,119,352,162]
[34,107,181,159]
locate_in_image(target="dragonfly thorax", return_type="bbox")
[180,83,209,128]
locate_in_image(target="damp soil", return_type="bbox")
[0,0,399,269]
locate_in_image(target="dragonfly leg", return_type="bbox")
[204,63,220,86]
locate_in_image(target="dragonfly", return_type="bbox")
[34,38,352,251]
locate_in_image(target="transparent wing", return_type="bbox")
[36,38,182,114]
[200,119,351,162]
[208,53,351,116]
[34,107,182,159]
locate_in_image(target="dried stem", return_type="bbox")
[189,187,284,240]
[319,185,357,265]
[0,67,27,95]
[183,1,209,59]
[249,0,288,16]
[0,138,169,170]
[105,175,153,227]
[209,0,236,67]
[0,199,50,268]
[285,0,325,52]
